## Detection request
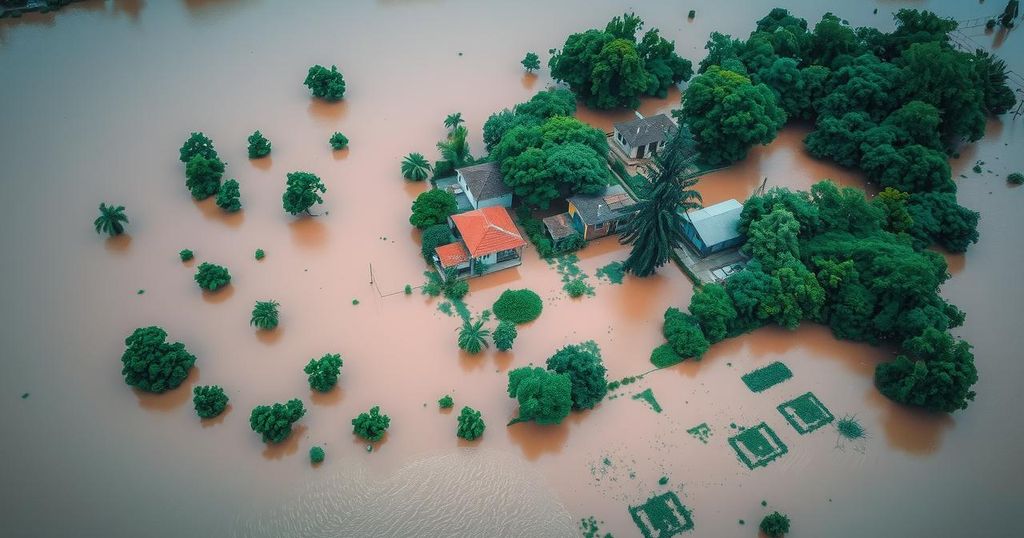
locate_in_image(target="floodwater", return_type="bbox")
[1,1,1022,537]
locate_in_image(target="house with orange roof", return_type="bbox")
[432,205,526,280]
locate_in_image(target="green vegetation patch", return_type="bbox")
[492,288,543,324]
[596,261,626,284]
[728,422,788,470]
[580,516,613,538]
[628,491,694,538]
[686,423,711,444]
[551,254,594,298]
[777,391,834,435]
[632,388,662,413]
[740,362,793,393]
[836,415,866,440]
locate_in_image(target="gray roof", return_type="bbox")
[457,161,511,202]
[542,212,576,241]
[568,185,637,225]
[613,114,678,148]
[684,199,743,246]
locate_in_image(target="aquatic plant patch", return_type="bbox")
[686,423,711,444]
[777,392,834,435]
[596,261,625,284]
[632,388,662,413]
[628,491,694,538]
[550,254,595,297]
[836,415,865,440]
[728,422,788,470]
[740,362,793,393]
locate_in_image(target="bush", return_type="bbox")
[445,279,469,300]
[506,367,573,425]
[249,399,305,444]
[545,341,608,410]
[255,248,265,260]
[456,406,486,440]
[283,171,326,215]
[185,154,225,200]
[663,308,710,360]
[120,326,196,393]
[493,320,518,351]
[352,406,390,441]
[409,189,458,229]
[179,249,193,262]
[247,130,271,158]
[329,132,349,150]
[493,289,543,324]
[250,300,280,330]
[193,385,228,419]
[404,284,413,295]
[304,64,346,101]
[421,224,455,260]
[438,394,454,408]
[304,353,343,392]
[216,179,241,212]
[760,512,790,537]
[309,446,325,464]
[650,343,683,368]
[1008,172,1024,185]
[564,278,592,298]
[179,132,217,163]
[457,318,490,354]
[194,262,231,291]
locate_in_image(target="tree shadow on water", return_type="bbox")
[521,73,538,90]
[250,155,272,171]
[867,389,954,456]
[104,234,133,253]
[255,326,284,345]
[506,420,569,460]
[262,424,307,460]
[134,366,200,412]
[310,386,343,406]
[201,404,231,428]
[201,283,235,304]
[193,197,244,228]
[289,217,329,249]
[307,99,349,124]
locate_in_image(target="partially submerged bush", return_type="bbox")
[836,415,865,440]
[249,399,305,444]
[521,51,540,73]
[194,262,231,291]
[193,385,228,419]
[309,446,325,464]
[304,353,343,392]
[421,224,454,260]
[457,406,486,440]
[493,289,543,324]
[545,341,608,410]
[282,171,326,215]
[329,132,349,150]
[457,318,491,354]
[352,405,390,441]
[663,308,710,360]
[120,326,196,393]
[250,300,280,330]
[185,154,225,200]
[216,178,241,212]
[179,249,194,262]
[255,248,265,260]
[650,343,683,368]
[304,64,346,101]
[506,367,573,425]
[179,132,218,163]
[438,395,454,408]
[564,278,592,298]
[1008,172,1024,185]
[760,512,790,537]
[247,130,271,158]
[493,320,518,351]
[401,152,431,181]
[94,203,128,237]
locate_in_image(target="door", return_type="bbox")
[636,144,645,159]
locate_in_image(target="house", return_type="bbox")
[566,185,638,241]
[433,205,526,280]
[681,199,744,257]
[612,113,677,159]
[454,161,513,209]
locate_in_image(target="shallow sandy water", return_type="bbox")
[1,1,1023,537]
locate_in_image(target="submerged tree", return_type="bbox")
[247,130,271,159]
[329,132,349,150]
[409,189,457,229]
[194,262,231,291]
[619,129,702,277]
[506,366,573,425]
[303,64,346,101]
[493,320,518,351]
[304,353,344,392]
[185,154,225,200]
[443,112,464,132]
[457,318,491,355]
[249,399,306,443]
[250,300,280,330]
[521,52,541,73]
[352,405,391,441]
[437,125,472,168]
[193,385,228,419]
[760,512,791,538]
[456,406,486,440]
[94,203,128,237]
[216,179,241,212]
[309,446,326,464]
[282,172,327,215]
[545,341,608,410]
[401,152,432,181]
[120,326,196,393]
[179,132,218,163]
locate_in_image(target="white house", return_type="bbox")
[612,113,678,159]
[454,161,513,209]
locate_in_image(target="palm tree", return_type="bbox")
[94,203,128,236]
[619,129,703,277]
[457,318,491,354]
[437,125,472,168]
[250,300,280,330]
[443,112,464,132]
[401,152,432,181]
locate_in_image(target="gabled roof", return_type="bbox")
[613,113,678,148]
[684,199,743,246]
[450,206,526,257]
[457,161,511,202]
[435,242,470,268]
[568,185,638,225]
[542,212,576,241]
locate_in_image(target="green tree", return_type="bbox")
[304,353,343,392]
[185,154,225,200]
[216,179,241,212]
[514,88,577,119]
[742,207,801,272]
[179,249,193,262]
[539,116,608,154]
[304,64,346,101]
[493,289,544,323]
[882,100,943,150]
[179,132,218,163]
[860,143,954,194]
[688,284,738,343]
[875,328,977,413]
[662,308,710,360]
[816,54,903,121]
[521,52,540,72]
[500,147,558,208]
[873,187,913,234]
[676,66,786,165]
[457,318,491,355]
[420,224,454,260]
[193,385,228,419]
[409,189,457,229]
[352,405,390,441]
[545,341,608,410]
[329,132,349,150]
[483,109,539,151]
[309,446,325,464]
[443,112,464,132]
[120,326,196,393]
[94,203,128,236]
[804,111,876,167]
[906,192,980,252]
[249,399,306,443]
[438,395,454,408]
[401,152,432,181]
[506,367,573,425]
[250,300,280,330]
[493,320,518,351]
[247,130,271,158]
[194,262,231,291]
[456,406,486,440]
[282,172,326,215]
[620,130,702,277]
[973,50,1017,114]
[897,42,986,142]
[759,512,790,538]
[437,125,472,168]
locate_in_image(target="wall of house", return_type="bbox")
[614,129,634,157]
[477,193,513,209]
[456,172,479,208]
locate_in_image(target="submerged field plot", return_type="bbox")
[728,422,789,470]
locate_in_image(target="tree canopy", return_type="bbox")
[94,203,128,237]
[409,189,457,229]
[193,385,228,419]
[120,326,196,393]
[456,406,486,441]
[352,405,390,441]
[194,262,231,292]
[185,154,225,200]
[545,341,608,410]
[493,320,518,351]
[216,179,241,212]
[506,366,573,425]
[304,64,346,101]
[250,300,280,330]
[493,289,543,324]
[282,172,326,215]
[249,399,305,444]
[247,130,271,159]
[521,52,540,72]
[179,132,218,163]
[401,153,432,181]
[304,353,343,392]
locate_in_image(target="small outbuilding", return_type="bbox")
[454,161,513,209]
[612,113,677,160]
[567,185,638,241]
[681,199,744,257]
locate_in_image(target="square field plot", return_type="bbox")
[777,391,834,435]
[740,361,793,393]
[728,422,788,470]
[629,491,694,538]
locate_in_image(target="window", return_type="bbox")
[496,248,519,262]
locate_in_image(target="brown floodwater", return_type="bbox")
[1,1,1022,537]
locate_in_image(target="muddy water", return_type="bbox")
[1,1,1022,537]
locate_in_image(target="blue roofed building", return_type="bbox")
[681,199,744,257]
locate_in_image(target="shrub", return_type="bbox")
[650,343,683,368]
[194,262,231,291]
[457,318,490,354]
[249,399,305,444]
[456,406,486,440]
[493,289,543,324]
[309,446,325,464]
[404,284,413,295]
[304,64,346,100]
[120,326,196,393]
[663,308,710,360]
[247,130,271,158]
[438,395,454,408]
[493,320,518,351]
[1008,172,1024,185]
[329,132,349,150]
[445,279,469,300]
[255,248,265,260]
[179,132,217,163]
[304,353,343,392]
[282,171,326,215]
[250,300,280,330]
[836,416,865,439]
[409,189,458,229]
[760,512,790,537]
[564,278,592,298]
[506,367,573,425]
[185,154,225,200]
[401,153,432,181]
[546,341,608,410]
[352,406,390,441]
[421,224,455,260]
[193,385,228,419]
[521,51,541,73]
[179,249,194,262]
[216,179,241,212]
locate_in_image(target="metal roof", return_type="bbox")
[684,199,743,247]
[568,185,638,225]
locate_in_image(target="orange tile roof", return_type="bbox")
[450,206,526,257]
[435,242,470,268]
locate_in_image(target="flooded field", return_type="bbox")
[1,1,1023,536]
